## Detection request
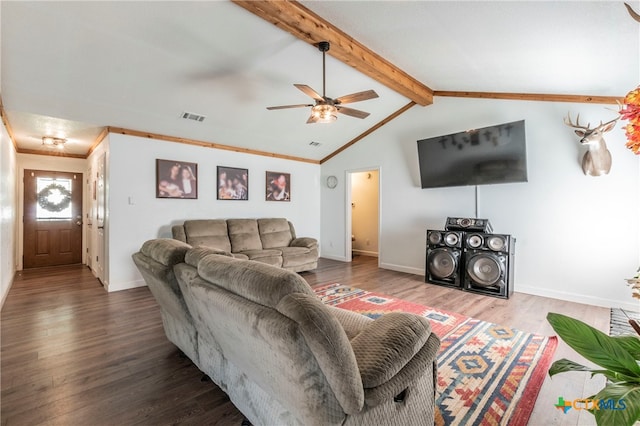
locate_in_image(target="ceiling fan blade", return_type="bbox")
[266,104,313,110]
[336,106,370,119]
[335,90,379,105]
[294,84,324,101]
[306,114,320,124]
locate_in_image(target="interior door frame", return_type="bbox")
[345,166,381,267]
[17,163,87,271]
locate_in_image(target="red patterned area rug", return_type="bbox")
[314,283,558,426]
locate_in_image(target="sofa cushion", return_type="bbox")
[239,249,283,267]
[140,238,191,266]
[350,312,432,388]
[258,218,293,249]
[240,248,283,259]
[184,220,232,252]
[227,219,263,252]
[196,254,313,308]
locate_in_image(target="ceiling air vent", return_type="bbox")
[309,141,321,147]
[180,111,206,122]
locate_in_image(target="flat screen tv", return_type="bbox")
[417,120,527,189]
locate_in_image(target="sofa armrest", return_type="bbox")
[290,237,318,249]
[363,334,440,406]
[350,312,440,404]
[327,305,372,340]
[184,246,233,267]
[139,238,191,266]
[172,225,187,243]
[277,293,364,414]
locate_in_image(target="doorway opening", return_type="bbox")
[347,168,380,264]
[23,170,83,269]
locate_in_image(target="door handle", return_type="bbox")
[76,220,83,226]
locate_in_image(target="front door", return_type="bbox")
[23,170,83,268]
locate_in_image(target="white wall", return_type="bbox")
[16,153,88,270]
[0,118,17,307]
[106,133,321,291]
[321,97,640,310]
[351,170,379,256]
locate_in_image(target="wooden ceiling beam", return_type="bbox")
[0,96,18,151]
[86,127,109,158]
[232,0,433,106]
[107,127,320,164]
[434,91,623,105]
[16,148,87,159]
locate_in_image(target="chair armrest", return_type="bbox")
[326,305,372,340]
[139,238,191,266]
[290,237,318,249]
[184,246,233,267]
[171,225,187,243]
[363,334,440,406]
[350,312,440,405]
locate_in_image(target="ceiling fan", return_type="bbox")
[266,41,379,124]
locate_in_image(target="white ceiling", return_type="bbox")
[303,0,640,95]
[2,1,639,161]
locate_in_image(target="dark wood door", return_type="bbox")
[23,170,83,268]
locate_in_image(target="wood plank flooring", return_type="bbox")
[1,256,609,425]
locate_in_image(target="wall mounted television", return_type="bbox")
[417,120,528,189]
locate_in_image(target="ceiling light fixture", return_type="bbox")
[42,136,67,149]
[310,104,337,124]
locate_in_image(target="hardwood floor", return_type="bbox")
[1,257,609,425]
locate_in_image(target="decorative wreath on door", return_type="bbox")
[37,183,72,212]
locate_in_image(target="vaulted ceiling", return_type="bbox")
[1,1,638,162]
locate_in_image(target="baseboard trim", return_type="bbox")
[0,270,16,310]
[352,249,378,258]
[320,254,349,262]
[516,285,639,311]
[380,262,424,276]
[106,279,147,293]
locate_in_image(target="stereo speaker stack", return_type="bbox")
[445,217,493,233]
[426,217,515,299]
[425,230,464,288]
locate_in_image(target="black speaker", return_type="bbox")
[463,233,514,298]
[446,217,493,233]
[425,230,464,288]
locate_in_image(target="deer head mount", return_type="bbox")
[564,113,619,176]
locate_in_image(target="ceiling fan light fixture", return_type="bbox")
[267,41,377,123]
[42,136,67,149]
[311,104,337,124]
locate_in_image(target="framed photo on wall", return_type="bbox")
[156,159,198,199]
[217,166,249,200]
[266,171,290,202]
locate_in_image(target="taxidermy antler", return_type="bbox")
[624,2,640,22]
[564,113,619,176]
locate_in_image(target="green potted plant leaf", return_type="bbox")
[546,312,640,426]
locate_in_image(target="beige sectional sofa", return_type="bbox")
[172,218,318,272]
[132,239,441,426]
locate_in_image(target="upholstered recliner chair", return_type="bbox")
[133,239,440,425]
[131,238,201,368]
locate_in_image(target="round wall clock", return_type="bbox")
[326,175,338,189]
